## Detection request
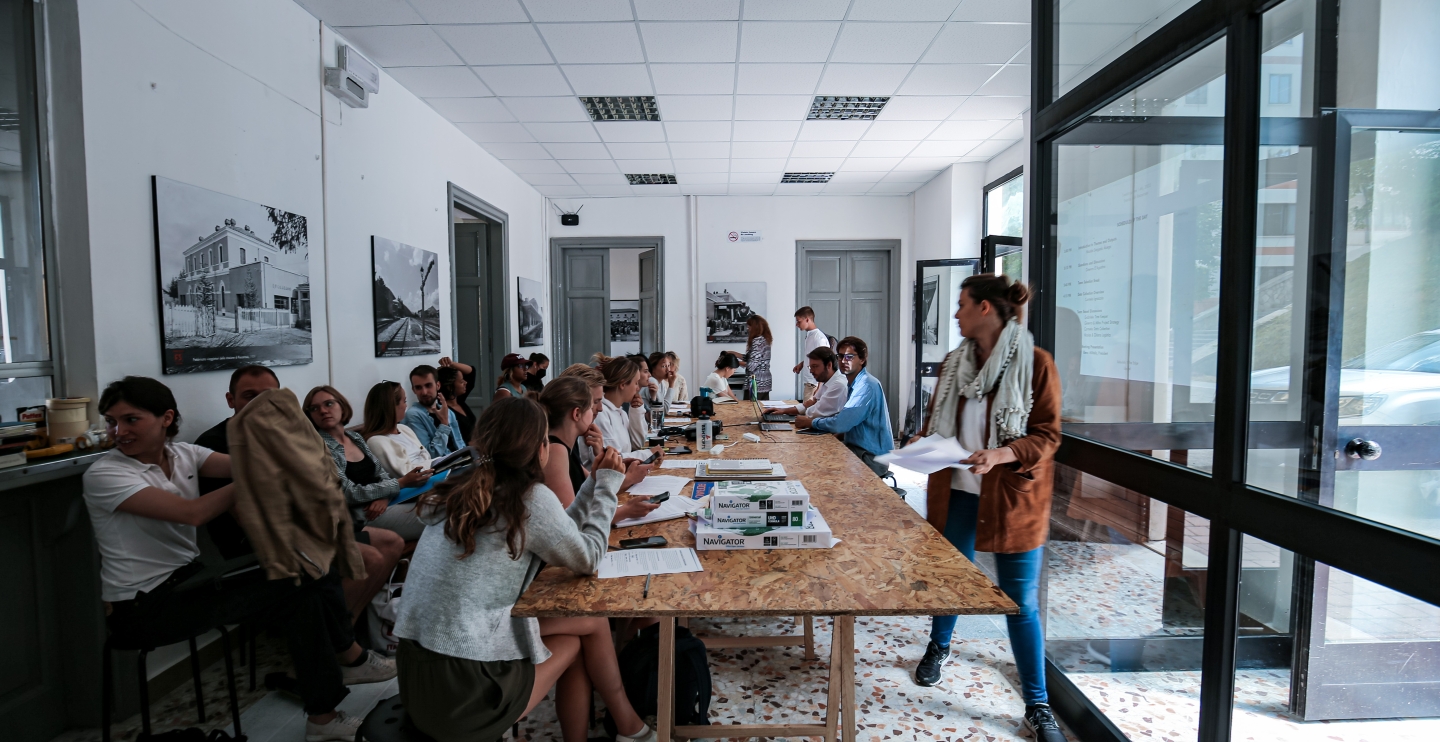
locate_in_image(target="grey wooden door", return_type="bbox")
[638,248,658,355]
[562,249,609,368]
[801,245,895,426]
[454,221,501,401]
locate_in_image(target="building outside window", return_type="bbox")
[982,169,1024,280]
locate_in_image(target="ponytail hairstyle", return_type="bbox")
[359,381,404,438]
[745,314,773,345]
[591,353,642,392]
[539,375,598,429]
[715,352,740,371]
[960,274,1032,324]
[419,397,547,560]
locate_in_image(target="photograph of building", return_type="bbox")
[705,282,765,343]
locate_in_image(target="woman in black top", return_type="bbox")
[538,376,656,523]
[437,356,477,442]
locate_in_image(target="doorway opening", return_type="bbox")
[449,184,508,408]
[549,237,664,370]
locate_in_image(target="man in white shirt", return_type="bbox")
[793,306,829,400]
[776,347,848,420]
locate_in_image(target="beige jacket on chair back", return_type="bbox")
[227,388,366,582]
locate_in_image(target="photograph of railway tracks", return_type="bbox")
[372,236,440,357]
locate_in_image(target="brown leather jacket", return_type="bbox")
[227,389,366,582]
[925,347,1062,554]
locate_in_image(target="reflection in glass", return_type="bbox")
[1057,0,1202,97]
[1261,0,1316,118]
[0,1,51,365]
[1338,0,1440,111]
[986,175,1024,238]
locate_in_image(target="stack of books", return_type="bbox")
[694,458,788,480]
[691,480,834,550]
[0,422,38,469]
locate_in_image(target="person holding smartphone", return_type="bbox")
[405,364,465,457]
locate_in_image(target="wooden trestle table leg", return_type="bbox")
[839,616,855,742]
[658,617,675,741]
[803,615,815,660]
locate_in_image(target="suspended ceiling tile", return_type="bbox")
[435,24,554,65]
[743,0,850,21]
[634,0,741,21]
[570,172,630,185]
[898,64,996,95]
[535,185,589,196]
[655,95,735,120]
[545,142,612,159]
[816,64,912,96]
[830,23,943,64]
[909,139,982,157]
[738,22,841,63]
[679,173,730,184]
[838,156,904,171]
[785,157,846,170]
[613,159,676,171]
[894,156,959,170]
[408,0,529,24]
[968,138,1022,157]
[522,0,633,22]
[923,23,1032,64]
[538,23,647,64]
[775,182,829,194]
[500,158,567,173]
[335,26,463,66]
[679,184,731,193]
[732,120,802,140]
[558,158,622,172]
[930,118,1010,139]
[993,119,1024,139]
[733,95,812,121]
[797,120,871,140]
[640,22,741,63]
[862,120,941,140]
[473,65,574,96]
[297,1,422,25]
[870,181,927,193]
[455,122,533,141]
[731,141,793,158]
[849,140,919,157]
[976,64,1031,96]
[667,141,728,158]
[950,95,1029,119]
[649,64,737,94]
[388,67,492,97]
[523,173,578,185]
[822,182,878,193]
[562,65,655,95]
[789,140,855,157]
[952,0,1031,23]
[673,158,731,173]
[882,168,940,182]
[735,64,824,94]
[526,122,602,142]
[730,172,782,183]
[594,121,667,142]
[426,97,517,123]
[475,141,550,158]
[586,185,644,195]
[876,95,966,120]
[501,96,591,121]
[606,142,673,158]
[828,170,887,182]
[728,183,780,194]
[633,184,682,194]
[730,157,789,172]
[847,0,964,22]
[665,121,733,141]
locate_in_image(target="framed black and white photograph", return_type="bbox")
[372,237,440,357]
[610,300,639,354]
[920,273,941,345]
[517,277,544,347]
[153,176,312,374]
[705,282,766,343]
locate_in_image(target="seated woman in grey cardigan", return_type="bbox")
[305,385,430,541]
[393,397,656,742]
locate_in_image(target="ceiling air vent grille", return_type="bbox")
[781,172,834,183]
[626,173,677,185]
[807,96,889,120]
[581,96,661,121]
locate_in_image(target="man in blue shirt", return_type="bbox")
[798,336,894,477]
[404,364,465,457]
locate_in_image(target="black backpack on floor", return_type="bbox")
[614,624,711,727]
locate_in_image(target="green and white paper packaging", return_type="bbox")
[705,507,810,528]
[693,508,833,550]
[708,480,810,513]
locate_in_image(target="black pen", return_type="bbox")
[643,573,652,599]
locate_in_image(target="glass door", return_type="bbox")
[911,259,979,436]
[1290,108,1440,720]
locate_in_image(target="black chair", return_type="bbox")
[101,624,242,742]
[358,695,434,742]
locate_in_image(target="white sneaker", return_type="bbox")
[340,650,398,685]
[305,709,363,742]
[616,723,657,742]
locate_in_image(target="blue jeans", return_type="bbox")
[929,490,1048,705]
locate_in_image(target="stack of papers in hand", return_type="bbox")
[874,435,972,475]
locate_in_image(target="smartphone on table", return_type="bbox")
[618,536,668,549]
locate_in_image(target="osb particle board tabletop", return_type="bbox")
[513,404,1016,619]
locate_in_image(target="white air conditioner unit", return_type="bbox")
[325,44,379,108]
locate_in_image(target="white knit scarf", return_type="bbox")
[929,318,1034,449]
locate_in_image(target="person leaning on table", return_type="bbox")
[911,274,1067,742]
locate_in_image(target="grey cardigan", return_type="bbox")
[392,468,621,663]
[320,430,400,518]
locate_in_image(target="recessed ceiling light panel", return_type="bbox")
[781,172,834,183]
[807,96,889,120]
[581,96,661,122]
[626,173,677,185]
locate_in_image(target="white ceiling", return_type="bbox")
[296,0,1033,197]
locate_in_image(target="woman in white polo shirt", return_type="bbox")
[84,376,393,742]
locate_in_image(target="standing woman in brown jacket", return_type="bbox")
[913,275,1067,742]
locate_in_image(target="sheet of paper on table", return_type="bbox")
[660,460,701,470]
[625,474,692,496]
[596,547,703,579]
[614,496,699,527]
[760,400,792,408]
[874,434,972,475]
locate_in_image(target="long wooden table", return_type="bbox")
[513,403,1015,741]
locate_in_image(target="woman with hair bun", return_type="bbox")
[910,275,1067,742]
[702,351,740,401]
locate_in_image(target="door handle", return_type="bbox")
[1344,438,1382,461]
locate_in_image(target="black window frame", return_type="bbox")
[1028,0,1440,739]
[980,166,1024,275]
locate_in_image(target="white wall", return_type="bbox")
[911,163,986,263]
[74,0,545,439]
